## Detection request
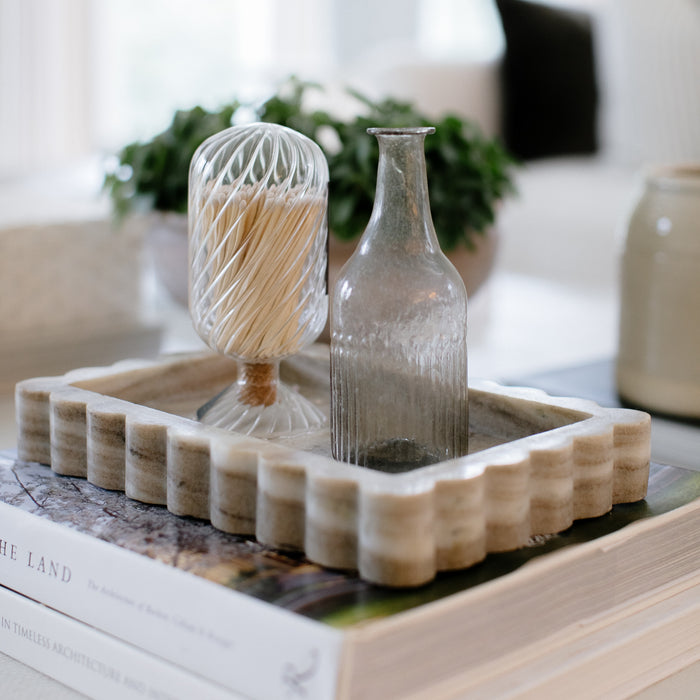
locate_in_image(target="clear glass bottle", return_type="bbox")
[188,122,329,436]
[330,127,468,471]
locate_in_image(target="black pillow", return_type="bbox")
[495,0,599,160]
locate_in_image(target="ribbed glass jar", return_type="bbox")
[330,127,469,471]
[188,122,329,436]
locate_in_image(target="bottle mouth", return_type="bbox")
[367,127,436,136]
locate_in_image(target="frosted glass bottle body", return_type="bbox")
[330,127,468,471]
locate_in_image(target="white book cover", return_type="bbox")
[0,585,241,700]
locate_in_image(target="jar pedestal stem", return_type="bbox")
[238,361,278,407]
[198,359,326,437]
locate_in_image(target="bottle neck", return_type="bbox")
[364,128,440,252]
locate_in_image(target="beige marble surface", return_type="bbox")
[15,345,651,588]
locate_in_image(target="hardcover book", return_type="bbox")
[0,451,699,699]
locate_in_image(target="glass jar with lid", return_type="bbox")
[189,122,329,436]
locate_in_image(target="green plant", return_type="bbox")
[104,79,515,251]
[104,103,238,218]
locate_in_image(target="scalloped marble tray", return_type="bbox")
[15,346,651,587]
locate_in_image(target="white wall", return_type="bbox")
[0,0,92,178]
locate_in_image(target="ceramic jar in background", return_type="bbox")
[617,166,700,418]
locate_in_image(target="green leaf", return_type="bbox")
[103,77,516,250]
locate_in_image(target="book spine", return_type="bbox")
[0,502,343,700]
[0,585,240,700]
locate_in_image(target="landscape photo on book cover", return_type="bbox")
[1,452,699,629]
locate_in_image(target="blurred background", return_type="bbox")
[3,0,699,184]
[0,0,505,184]
[1,0,700,391]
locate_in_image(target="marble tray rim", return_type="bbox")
[14,349,652,587]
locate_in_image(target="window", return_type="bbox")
[0,0,503,180]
